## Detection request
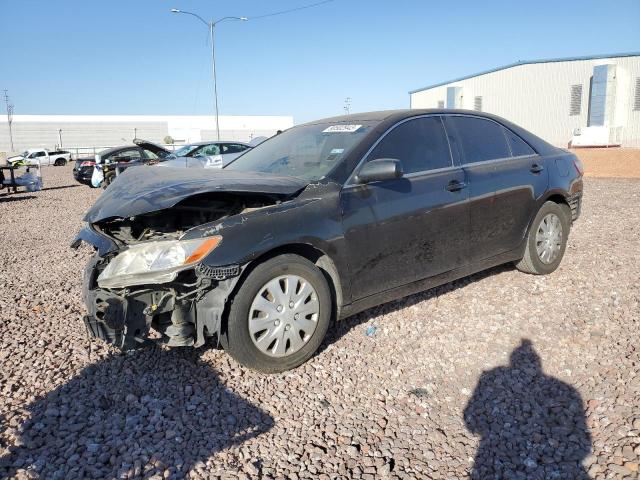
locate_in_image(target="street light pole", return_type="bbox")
[210,21,220,140]
[170,9,247,141]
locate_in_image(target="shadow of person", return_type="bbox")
[0,347,274,479]
[464,339,591,480]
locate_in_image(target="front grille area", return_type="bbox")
[567,193,582,221]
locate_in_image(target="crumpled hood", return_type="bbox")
[84,166,308,223]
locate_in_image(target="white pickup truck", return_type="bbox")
[7,148,71,167]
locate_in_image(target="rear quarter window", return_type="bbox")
[446,116,511,164]
[504,129,536,156]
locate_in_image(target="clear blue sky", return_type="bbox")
[2,0,639,123]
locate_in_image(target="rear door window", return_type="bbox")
[366,116,452,174]
[223,143,250,155]
[504,129,536,157]
[446,116,511,164]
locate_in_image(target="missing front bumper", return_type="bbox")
[81,255,244,350]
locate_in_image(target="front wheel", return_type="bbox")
[515,201,570,275]
[222,254,332,373]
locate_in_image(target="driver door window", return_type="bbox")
[365,116,452,175]
[195,144,220,157]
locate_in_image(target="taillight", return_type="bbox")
[80,161,95,167]
[573,157,584,176]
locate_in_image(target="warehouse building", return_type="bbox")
[0,114,293,154]
[409,52,640,148]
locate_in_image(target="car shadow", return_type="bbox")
[320,263,514,352]
[0,347,274,479]
[464,339,591,479]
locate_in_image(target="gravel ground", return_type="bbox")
[0,166,638,480]
[573,148,640,179]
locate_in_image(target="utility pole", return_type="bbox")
[344,97,351,115]
[58,129,63,149]
[3,90,15,152]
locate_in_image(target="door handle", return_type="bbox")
[446,180,467,192]
[530,163,544,174]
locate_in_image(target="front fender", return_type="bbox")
[71,226,118,256]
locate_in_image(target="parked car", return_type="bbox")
[8,148,70,167]
[157,141,252,169]
[73,140,170,187]
[88,140,253,188]
[72,109,583,373]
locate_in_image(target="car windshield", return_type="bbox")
[224,122,376,181]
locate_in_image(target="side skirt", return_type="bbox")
[339,247,524,320]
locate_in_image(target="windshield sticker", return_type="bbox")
[330,148,345,154]
[323,125,362,133]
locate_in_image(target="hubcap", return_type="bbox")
[248,275,319,357]
[535,213,563,264]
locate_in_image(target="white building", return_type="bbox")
[0,114,293,153]
[409,52,640,148]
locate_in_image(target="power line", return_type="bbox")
[248,0,335,20]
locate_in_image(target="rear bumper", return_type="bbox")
[73,167,93,185]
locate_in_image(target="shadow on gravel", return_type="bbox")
[0,348,274,479]
[40,184,82,192]
[0,194,37,203]
[464,339,591,479]
[321,264,513,352]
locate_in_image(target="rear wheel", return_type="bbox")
[222,254,332,373]
[515,201,570,274]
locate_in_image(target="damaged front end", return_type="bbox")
[73,167,308,350]
[81,249,241,350]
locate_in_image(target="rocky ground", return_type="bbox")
[574,148,640,179]
[0,166,638,479]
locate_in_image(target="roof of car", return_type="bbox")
[98,145,137,156]
[183,140,250,146]
[299,108,521,126]
[298,109,560,157]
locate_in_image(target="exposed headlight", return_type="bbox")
[97,236,222,288]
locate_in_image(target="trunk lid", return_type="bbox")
[133,138,171,158]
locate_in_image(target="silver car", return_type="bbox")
[160,141,252,169]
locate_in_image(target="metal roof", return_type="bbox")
[409,52,640,94]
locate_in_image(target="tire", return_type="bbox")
[515,201,570,275]
[222,254,332,373]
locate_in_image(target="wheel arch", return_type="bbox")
[235,243,344,319]
[540,191,572,222]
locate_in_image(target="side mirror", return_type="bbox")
[355,158,403,184]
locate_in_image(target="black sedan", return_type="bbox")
[72,109,583,373]
[72,140,170,187]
